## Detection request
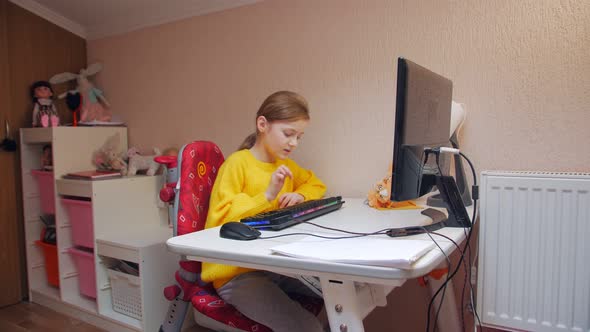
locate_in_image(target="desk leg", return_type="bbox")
[321,279,366,332]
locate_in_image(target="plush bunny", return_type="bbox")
[126,147,161,176]
[50,63,112,123]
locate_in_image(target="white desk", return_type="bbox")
[167,198,470,332]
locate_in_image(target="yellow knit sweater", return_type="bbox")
[201,149,327,288]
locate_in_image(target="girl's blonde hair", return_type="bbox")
[238,91,310,150]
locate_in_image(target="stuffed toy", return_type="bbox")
[126,147,161,176]
[30,80,59,127]
[49,63,112,123]
[92,133,127,173]
[367,164,419,210]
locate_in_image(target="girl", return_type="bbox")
[202,91,326,332]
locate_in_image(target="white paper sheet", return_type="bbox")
[270,236,435,269]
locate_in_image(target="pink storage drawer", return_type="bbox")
[68,247,96,299]
[31,170,55,214]
[61,198,94,249]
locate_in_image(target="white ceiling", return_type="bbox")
[10,0,261,40]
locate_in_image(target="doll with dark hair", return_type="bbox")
[30,80,59,127]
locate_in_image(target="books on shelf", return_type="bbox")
[64,170,122,180]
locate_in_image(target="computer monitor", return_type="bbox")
[391,58,452,202]
[389,57,471,233]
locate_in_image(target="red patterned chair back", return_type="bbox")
[175,141,224,237]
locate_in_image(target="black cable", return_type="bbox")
[461,221,474,330]
[432,230,469,331]
[422,228,451,332]
[424,151,478,332]
[301,220,392,236]
[423,229,467,332]
[259,222,392,240]
[262,213,471,332]
[460,229,469,331]
[435,152,481,332]
[459,152,482,330]
[464,212,482,330]
[428,231,462,252]
[425,238,470,331]
[458,217,472,332]
[260,231,388,240]
[433,269,448,332]
[261,151,482,332]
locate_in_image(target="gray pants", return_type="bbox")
[217,271,324,332]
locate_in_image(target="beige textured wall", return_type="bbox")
[88,0,590,198]
[87,1,589,330]
[89,0,590,198]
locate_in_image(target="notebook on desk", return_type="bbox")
[270,236,435,269]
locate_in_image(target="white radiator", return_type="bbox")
[477,171,590,332]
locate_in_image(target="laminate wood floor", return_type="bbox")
[0,302,104,332]
[0,301,508,332]
[0,302,213,332]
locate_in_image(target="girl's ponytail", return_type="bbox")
[238,132,257,150]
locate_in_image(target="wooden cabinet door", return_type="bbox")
[0,0,23,307]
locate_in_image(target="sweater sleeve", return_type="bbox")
[205,157,271,229]
[289,160,327,200]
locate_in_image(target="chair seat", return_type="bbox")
[190,283,324,332]
[191,284,272,332]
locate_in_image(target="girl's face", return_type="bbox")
[257,117,308,162]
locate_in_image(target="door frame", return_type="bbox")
[0,0,25,307]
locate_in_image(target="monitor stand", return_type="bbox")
[427,132,472,208]
[387,175,471,237]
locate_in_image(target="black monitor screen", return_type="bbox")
[391,58,452,202]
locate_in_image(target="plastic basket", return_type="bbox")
[108,269,142,320]
[35,240,59,287]
[61,198,94,248]
[68,247,96,298]
[31,170,55,214]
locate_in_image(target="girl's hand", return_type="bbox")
[278,193,304,208]
[265,165,293,201]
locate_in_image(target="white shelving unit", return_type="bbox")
[20,127,180,332]
[96,228,178,331]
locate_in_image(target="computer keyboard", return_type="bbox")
[240,196,345,230]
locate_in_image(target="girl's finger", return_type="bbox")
[278,194,286,205]
[279,165,293,178]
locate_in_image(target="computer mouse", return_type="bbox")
[219,222,262,241]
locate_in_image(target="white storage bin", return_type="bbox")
[108,269,142,320]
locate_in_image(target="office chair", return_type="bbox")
[158,141,322,332]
